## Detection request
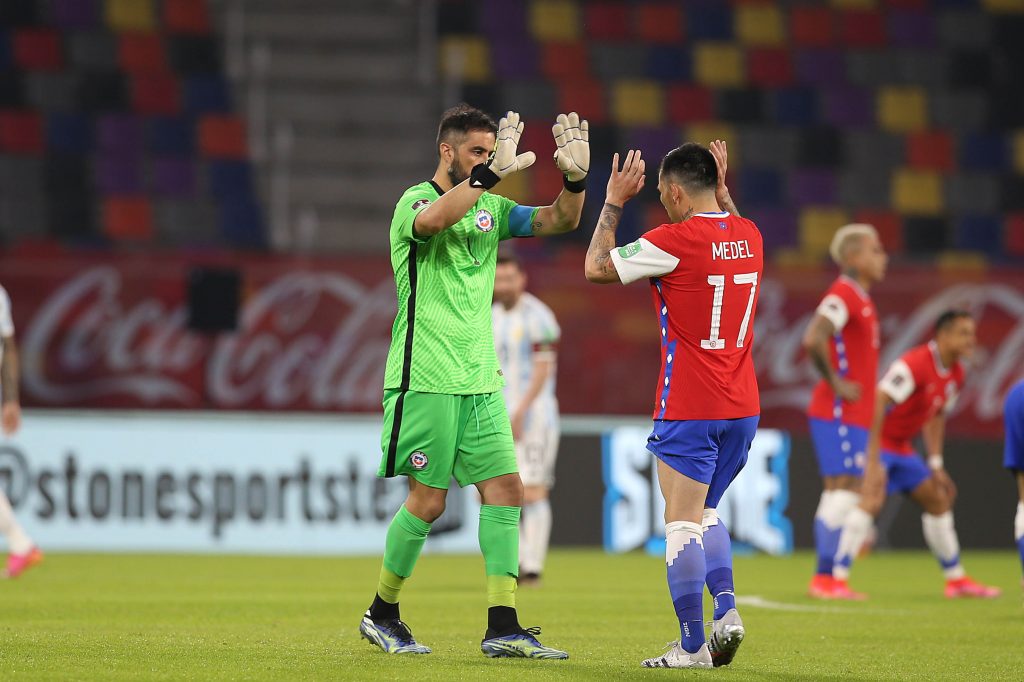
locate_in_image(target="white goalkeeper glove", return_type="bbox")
[470,110,536,189]
[552,111,589,191]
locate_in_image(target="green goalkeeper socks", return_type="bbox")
[377,505,432,604]
[479,504,521,608]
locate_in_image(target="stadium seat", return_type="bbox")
[840,170,892,208]
[906,131,954,171]
[794,48,845,84]
[0,155,43,197]
[208,159,253,199]
[13,29,63,71]
[105,0,156,32]
[747,48,794,88]
[154,197,218,244]
[752,206,797,251]
[52,0,100,29]
[440,36,491,83]
[47,112,93,153]
[982,0,1024,11]
[95,154,141,194]
[528,0,580,42]
[892,169,943,214]
[790,6,835,47]
[0,109,43,154]
[539,43,587,81]
[821,87,873,127]
[846,51,900,87]
[76,71,128,111]
[167,36,220,74]
[737,167,782,206]
[903,216,949,253]
[164,0,211,35]
[491,37,538,79]
[740,126,798,168]
[67,31,119,71]
[946,172,1000,214]
[716,88,764,124]
[684,122,738,163]
[771,87,817,126]
[183,75,230,114]
[148,116,194,153]
[219,198,265,248]
[887,9,935,47]
[47,188,97,239]
[0,0,39,27]
[735,5,785,46]
[854,209,903,254]
[646,46,690,82]
[118,33,167,73]
[482,0,527,36]
[954,214,1002,255]
[930,91,988,131]
[693,43,744,87]
[102,195,154,239]
[591,44,649,81]
[0,32,11,72]
[686,1,733,40]
[25,72,76,112]
[1000,176,1024,211]
[1012,130,1024,174]
[789,168,838,205]
[936,9,991,48]
[555,81,606,125]
[634,3,684,44]
[877,86,928,132]
[1005,212,1024,257]
[666,84,713,123]
[198,114,246,159]
[583,2,631,41]
[96,113,141,155]
[131,74,180,115]
[151,156,195,197]
[839,10,887,46]
[611,80,664,126]
[501,81,555,119]
[799,206,851,257]
[797,127,843,167]
[960,132,1008,171]
[0,71,23,108]
[623,127,679,161]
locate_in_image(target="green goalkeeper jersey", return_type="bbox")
[384,181,539,395]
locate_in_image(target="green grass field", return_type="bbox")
[0,550,1019,680]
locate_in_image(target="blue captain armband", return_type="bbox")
[508,205,539,237]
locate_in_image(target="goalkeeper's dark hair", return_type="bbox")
[436,103,498,155]
[934,309,973,335]
[659,143,718,193]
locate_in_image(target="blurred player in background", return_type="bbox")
[492,255,561,587]
[834,311,1000,599]
[0,284,43,579]
[1002,379,1024,586]
[360,104,589,659]
[585,140,761,669]
[803,224,886,600]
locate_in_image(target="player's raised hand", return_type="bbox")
[709,139,732,209]
[552,112,589,182]
[489,111,536,178]
[606,150,646,206]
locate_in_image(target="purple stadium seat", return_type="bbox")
[96,114,141,155]
[789,168,838,206]
[491,37,537,80]
[751,206,797,251]
[151,156,195,197]
[482,0,525,37]
[822,87,873,128]
[95,154,141,194]
[794,48,845,85]
[52,0,98,29]
[623,127,679,161]
[887,10,934,48]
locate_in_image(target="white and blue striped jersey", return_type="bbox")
[492,292,560,425]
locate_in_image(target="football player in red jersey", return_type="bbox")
[834,311,1000,599]
[802,224,886,600]
[585,141,760,668]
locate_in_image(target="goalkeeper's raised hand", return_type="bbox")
[469,111,536,190]
[552,112,589,192]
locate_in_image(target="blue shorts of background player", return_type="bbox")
[1004,381,1024,473]
[646,416,760,507]
[880,451,932,495]
[809,418,869,477]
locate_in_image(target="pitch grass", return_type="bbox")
[0,550,1019,680]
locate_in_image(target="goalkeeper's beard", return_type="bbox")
[448,159,470,187]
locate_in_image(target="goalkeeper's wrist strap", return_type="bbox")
[563,175,586,193]
[927,454,944,470]
[469,163,501,190]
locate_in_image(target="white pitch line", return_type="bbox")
[737,595,907,615]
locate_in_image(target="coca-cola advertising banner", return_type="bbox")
[1,252,1021,438]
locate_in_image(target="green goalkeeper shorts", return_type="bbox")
[378,389,518,489]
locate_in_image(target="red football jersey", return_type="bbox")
[806,276,880,428]
[878,341,965,455]
[609,211,763,420]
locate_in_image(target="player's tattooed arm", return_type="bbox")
[532,188,585,236]
[802,314,861,402]
[584,203,623,283]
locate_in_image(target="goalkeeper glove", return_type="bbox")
[470,110,536,190]
[552,111,589,192]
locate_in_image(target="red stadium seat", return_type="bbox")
[119,33,168,73]
[529,158,564,208]
[13,28,63,71]
[540,43,589,81]
[906,131,954,172]
[635,3,684,44]
[556,81,607,125]
[790,6,835,48]
[747,48,794,87]
[131,74,180,115]
[198,114,247,158]
[103,196,154,239]
[855,209,904,255]
[584,2,631,41]
[164,0,211,35]
[667,85,714,123]
[840,10,886,47]
[0,109,44,154]
[1006,213,1024,257]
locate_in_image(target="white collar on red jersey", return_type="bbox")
[694,211,730,218]
[928,340,953,376]
[838,274,870,302]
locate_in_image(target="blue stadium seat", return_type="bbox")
[772,88,817,126]
[47,112,93,153]
[220,198,266,248]
[737,167,782,206]
[955,214,1002,255]
[960,132,1008,171]
[183,75,230,114]
[148,116,194,153]
[686,1,733,41]
[646,46,690,82]
[207,159,253,199]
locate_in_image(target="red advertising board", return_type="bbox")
[1,250,1022,438]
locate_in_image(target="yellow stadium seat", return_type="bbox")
[829,0,877,8]
[877,87,929,133]
[439,36,491,84]
[892,170,943,215]
[735,5,785,46]
[775,248,827,268]
[694,43,745,88]
[1012,130,1024,174]
[493,169,530,205]
[105,0,155,31]
[799,207,851,257]
[937,252,989,272]
[612,80,665,126]
[683,123,739,167]
[529,0,581,42]
[980,0,1024,13]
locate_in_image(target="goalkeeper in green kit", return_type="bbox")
[359,104,588,659]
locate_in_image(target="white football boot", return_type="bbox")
[641,641,713,668]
